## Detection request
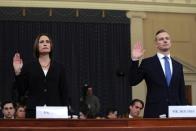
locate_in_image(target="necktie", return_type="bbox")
[163,56,171,86]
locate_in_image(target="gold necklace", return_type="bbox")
[41,62,50,68]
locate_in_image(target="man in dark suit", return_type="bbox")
[130,29,186,118]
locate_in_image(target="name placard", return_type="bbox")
[168,106,196,118]
[36,106,68,119]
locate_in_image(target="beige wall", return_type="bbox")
[131,12,196,116]
[143,12,196,66]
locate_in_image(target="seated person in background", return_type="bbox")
[105,107,118,119]
[128,99,144,118]
[1,100,16,119]
[80,84,100,118]
[15,104,26,119]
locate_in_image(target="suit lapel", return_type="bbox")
[35,60,53,78]
[170,58,177,86]
[153,55,168,87]
[35,60,46,78]
[46,61,53,78]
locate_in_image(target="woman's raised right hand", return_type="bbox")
[13,53,23,75]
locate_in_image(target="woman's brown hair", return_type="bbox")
[33,33,53,59]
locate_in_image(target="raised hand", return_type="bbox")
[13,53,23,75]
[131,41,145,60]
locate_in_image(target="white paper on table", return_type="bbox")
[36,106,68,119]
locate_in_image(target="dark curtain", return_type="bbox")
[0,20,131,116]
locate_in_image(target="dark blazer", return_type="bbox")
[130,55,186,118]
[14,60,68,117]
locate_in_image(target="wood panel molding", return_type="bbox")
[0,0,196,13]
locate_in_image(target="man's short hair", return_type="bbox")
[130,99,144,109]
[106,107,117,115]
[155,29,168,36]
[1,100,16,109]
[155,29,168,41]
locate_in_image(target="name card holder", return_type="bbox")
[168,106,196,118]
[36,106,68,119]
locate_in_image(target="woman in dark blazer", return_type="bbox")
[13,33,68,118]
